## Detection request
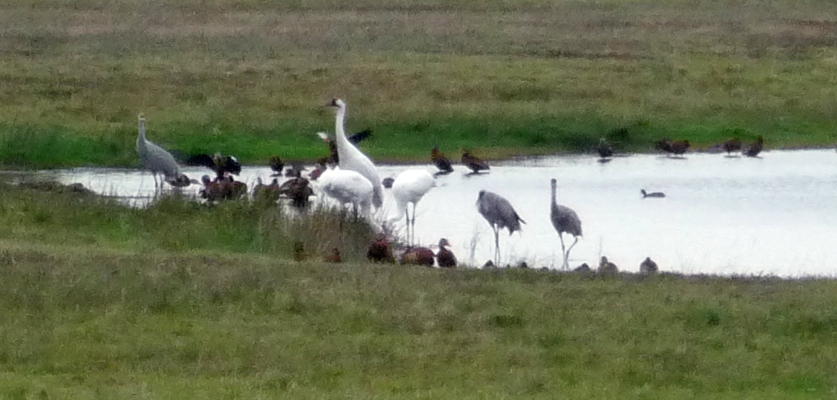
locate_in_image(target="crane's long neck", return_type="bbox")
[137,119,147,149]
[334,105,351,156]
[551,183,557,205]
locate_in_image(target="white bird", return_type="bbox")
[315,166,374,217]
[550,178,582,270]
[327,98,384,209]
[136,114,191,191]
[388,169,435,245]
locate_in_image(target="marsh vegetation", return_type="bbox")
[1,0,837,167]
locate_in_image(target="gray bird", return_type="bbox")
[641,189,666,198]
[550,178,582,270]
[136,114,190,192]
[477,190,525,266]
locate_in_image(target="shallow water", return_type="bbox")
[11,149,837,277]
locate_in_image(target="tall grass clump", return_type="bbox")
[0,181,378,261]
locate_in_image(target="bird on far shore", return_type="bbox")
[596,137,614,160]
[655,138,690,157]
[743,135,764,157]
[722,137,742,156]
[462,150,490,174]
[431,145,454,175]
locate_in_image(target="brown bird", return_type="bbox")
[400,246,435,267]
[431,145,454,175]
[598,256,619,276]
[655,138,690,157]
[199,175,247,201]
[743,135,764,157]
[640,257,658,274]
[436,238,457,268]
[293,241,307,262]
[325,248,342,263]
[722,137,742,156]
[252,177,281,203]
[278,171,314,209]
[461,150,490,174]
[367,234,395,263]
[596,137,614,159]
[269,155,284,176]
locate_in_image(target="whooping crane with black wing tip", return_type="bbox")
[388,169,435,245]
[327,99,384,209]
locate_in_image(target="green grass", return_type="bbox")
[0,177,836,398]
[2,0,837,168]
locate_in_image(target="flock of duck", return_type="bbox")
[136,98,768,272]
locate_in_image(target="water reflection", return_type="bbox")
[9,149,837,277]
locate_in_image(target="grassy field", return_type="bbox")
[0,181,836,398]
[1,0,837,168]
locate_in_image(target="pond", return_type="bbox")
[11,148,837,278]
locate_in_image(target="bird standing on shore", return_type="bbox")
[431,145,454,175]
[743,135,764,157]
[328,99,384,208]
[388,169,435,245]
[550,179,582,270]
[462,150,490,174]
[136,114,192,192]
[436,238,457,268]
[477,190,525,266]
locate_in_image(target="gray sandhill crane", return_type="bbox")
[327,99,384,209]
[136,114,192,192]
[550,179,582,270]
[743,135,764,157]
[477,190,525,266]
[641,189,666,198]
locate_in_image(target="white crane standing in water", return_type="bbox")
[136,114,191,192]
[328,98,384,209]
[477,190,525,267]
[550,178,582,269]
[388,168,436,245]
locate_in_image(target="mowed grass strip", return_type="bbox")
[2,1,837,167]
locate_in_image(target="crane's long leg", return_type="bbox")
[558,233,567,269]
[564,236,579,270]
[493,224,500,267]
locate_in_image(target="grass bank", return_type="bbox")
[1,0,837,167]
[0,182,835,398]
